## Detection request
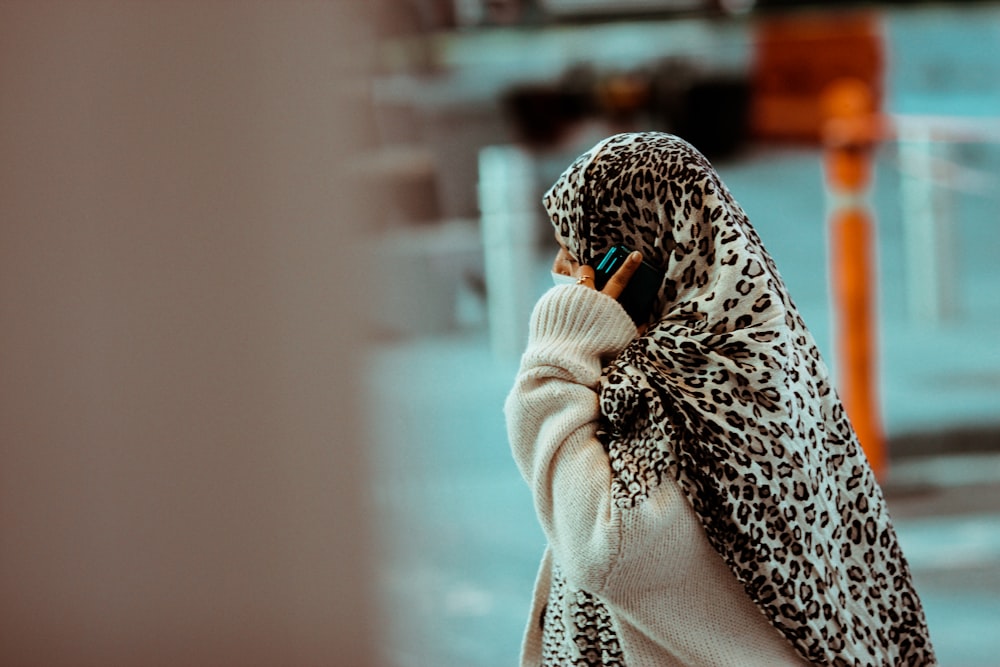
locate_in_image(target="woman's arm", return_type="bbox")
[504,285,636,593]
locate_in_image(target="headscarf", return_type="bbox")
[543,132,935,666]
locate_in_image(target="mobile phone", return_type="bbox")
[593,245,664,326]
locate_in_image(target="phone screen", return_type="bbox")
[593,245,664,325]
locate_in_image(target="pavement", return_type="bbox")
[366,325,1000,667]
[365,4,1000,666]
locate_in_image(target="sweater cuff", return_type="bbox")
[526,285,637,364]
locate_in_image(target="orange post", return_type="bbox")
[821,78,887,480]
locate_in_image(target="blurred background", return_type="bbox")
[2,1,998,666]
[363,0,1000,666]
[1,3,378,666]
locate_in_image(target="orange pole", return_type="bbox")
[821,79,887,480]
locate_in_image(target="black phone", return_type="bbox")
[593,245,664,326]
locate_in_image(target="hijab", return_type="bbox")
[543,132,935,666]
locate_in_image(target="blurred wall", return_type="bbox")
[0,2,377,665]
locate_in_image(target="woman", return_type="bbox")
[504,133,935,666]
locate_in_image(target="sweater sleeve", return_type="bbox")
[504,285,637,593]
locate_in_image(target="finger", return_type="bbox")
[575,265,596,290]
[600,251,642,300]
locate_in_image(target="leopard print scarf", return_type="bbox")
[543,132,935,666]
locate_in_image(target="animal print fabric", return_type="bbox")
[542,133,936,666]
[541,566,625,666]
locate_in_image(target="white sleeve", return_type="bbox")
[504,285,637,593]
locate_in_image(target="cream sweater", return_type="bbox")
[505,285,809,667]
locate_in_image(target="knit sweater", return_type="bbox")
[505,284,809,667]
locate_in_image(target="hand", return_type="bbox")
[574,251,647,333]
[574,250,643,300]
